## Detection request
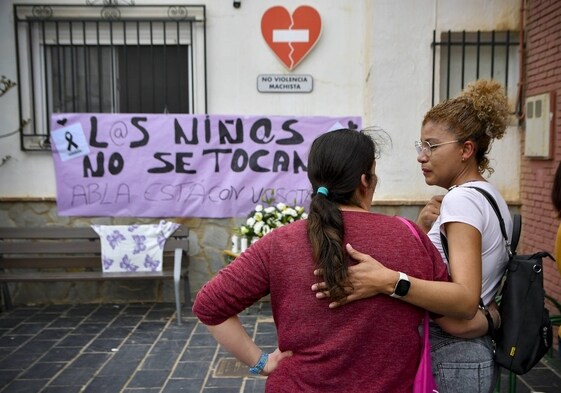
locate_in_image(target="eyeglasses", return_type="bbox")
[414,140,459,156]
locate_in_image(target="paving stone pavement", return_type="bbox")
[0,302,271,393]
[0,301,560,393]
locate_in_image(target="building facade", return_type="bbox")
[3,0,559,314]
[520,0,561,310]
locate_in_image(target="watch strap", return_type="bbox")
[390,272,409,298]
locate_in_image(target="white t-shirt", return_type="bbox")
[427,181,513,305]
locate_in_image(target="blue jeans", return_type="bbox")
[429,323,498,393]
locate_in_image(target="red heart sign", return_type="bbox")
[261,6,322,71]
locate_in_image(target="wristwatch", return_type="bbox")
[390,272,411,298]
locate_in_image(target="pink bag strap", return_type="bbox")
[396,216,422,243]
[396,216,431,335]
[399,217,439,392]
[422,311,430,341]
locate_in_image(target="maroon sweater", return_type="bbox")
[193,212,449,393]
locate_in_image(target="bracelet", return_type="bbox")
[249,352,269,375]
[479,301,495,340]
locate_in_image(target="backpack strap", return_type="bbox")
[510,213,521,254]
[439,187,521,338]
[468,187,508,240]
[440,186,516,260]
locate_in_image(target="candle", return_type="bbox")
[231,234,239,253]
[241,236,248,251]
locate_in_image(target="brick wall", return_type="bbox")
[521,0,561,309]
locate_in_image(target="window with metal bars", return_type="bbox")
[431,30,520,106]
[14,4,207,151]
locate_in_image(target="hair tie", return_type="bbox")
[317,186,329,197]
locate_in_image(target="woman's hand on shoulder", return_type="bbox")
[311,244,397,308]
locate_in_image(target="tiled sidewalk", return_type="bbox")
[0,302,560,393]
[0,302,271,393]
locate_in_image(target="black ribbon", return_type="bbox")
[65,132,78,151]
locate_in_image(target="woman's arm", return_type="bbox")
[435,300,500,338]
[205,316,293,376]
[435,312,487,338]
[313,222,482,319]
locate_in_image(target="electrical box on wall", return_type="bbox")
[524,92,554,159]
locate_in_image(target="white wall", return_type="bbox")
[0,0,520,203]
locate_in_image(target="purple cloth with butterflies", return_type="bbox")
[91,220,179,273]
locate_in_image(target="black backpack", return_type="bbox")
[441,186,553,375]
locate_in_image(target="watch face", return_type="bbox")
[395,279,411,296]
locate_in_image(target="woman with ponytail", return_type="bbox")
[193,128,449,392]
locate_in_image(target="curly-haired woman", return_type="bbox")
[314,80,513,393]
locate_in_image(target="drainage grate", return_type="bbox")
[214,357,249,377]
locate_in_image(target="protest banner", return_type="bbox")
[50,114,361,218]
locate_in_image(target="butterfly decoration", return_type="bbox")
[119,255,139,272]
[144,255,161,272]
[106,230,126,250]
[132,234,147,255]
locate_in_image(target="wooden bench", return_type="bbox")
[0,226,190,325]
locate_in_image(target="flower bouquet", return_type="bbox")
[232,202,308,253]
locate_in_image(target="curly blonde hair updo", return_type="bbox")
[422,79,510,175]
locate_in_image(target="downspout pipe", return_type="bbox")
[516,0,526,121]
